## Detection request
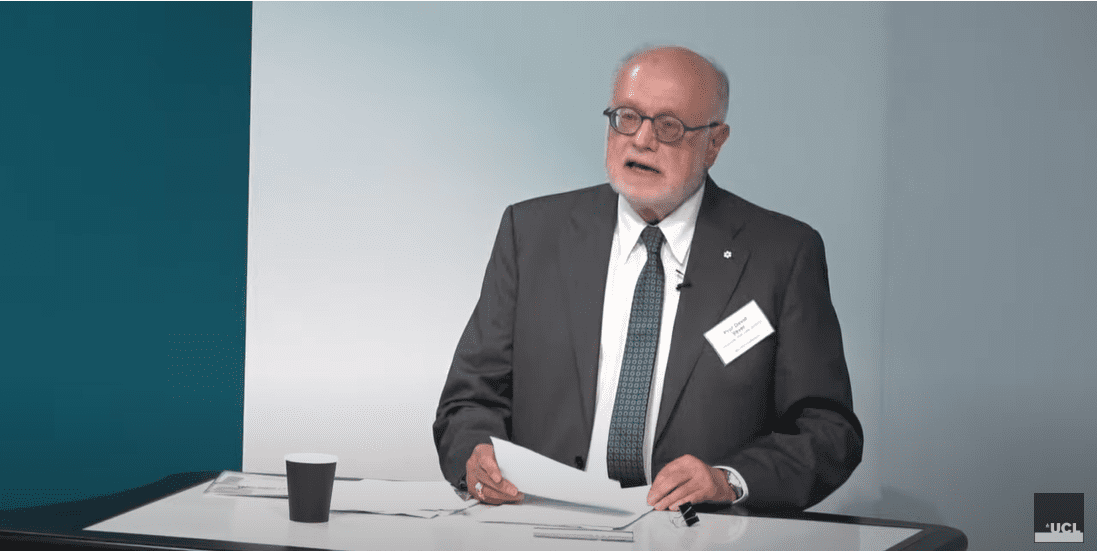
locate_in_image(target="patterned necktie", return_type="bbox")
[607,225,665,488]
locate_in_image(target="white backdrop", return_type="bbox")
[244,2,886,514]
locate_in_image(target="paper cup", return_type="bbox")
[285,453,338,523]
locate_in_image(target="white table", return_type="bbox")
[86,480,923,551]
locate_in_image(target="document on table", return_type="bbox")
[203,471,474,518]
[473,437,653,529]
[330,479,474,517]
[204,472,287,496]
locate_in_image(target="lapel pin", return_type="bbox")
[723,250,733,259]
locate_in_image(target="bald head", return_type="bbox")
[614,46,729,122]
[604,45,732,223]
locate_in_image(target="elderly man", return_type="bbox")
[433,46,862,512]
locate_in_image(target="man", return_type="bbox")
[433,46,862,512]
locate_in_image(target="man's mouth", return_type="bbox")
[625,160,661,174]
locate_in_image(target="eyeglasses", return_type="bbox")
[603,107,721,144]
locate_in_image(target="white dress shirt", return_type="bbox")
[584,183,747,504]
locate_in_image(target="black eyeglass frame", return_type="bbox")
[602,107,722,143]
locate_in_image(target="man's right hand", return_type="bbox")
[465,443,523,504]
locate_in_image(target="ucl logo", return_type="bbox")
[1047,522,1079,533]
[1034,493,1084,543]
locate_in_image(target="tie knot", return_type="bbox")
[640,225,664,255]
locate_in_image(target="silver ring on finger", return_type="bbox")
[474,481,484,498]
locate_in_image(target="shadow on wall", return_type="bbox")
[866,486,946,526]
[824,485,946,527]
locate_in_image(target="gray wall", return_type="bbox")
[878,3,1097,548]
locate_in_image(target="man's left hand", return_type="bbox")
[647,454,735,511]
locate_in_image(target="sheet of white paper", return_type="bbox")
[330,479,472,514]
[204,472,472,518]
[471,488,653,529]
[204,472,288,497]
[490,437,652,515]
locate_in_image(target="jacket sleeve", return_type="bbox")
[730,229,863,511]
[432,206,518,488]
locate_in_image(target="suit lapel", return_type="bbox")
[654,179,751,447]
[559,185,617,432]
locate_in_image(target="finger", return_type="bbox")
[468,476,498,504]
[498,477,519,497]
[465,448,486,497]
[480,483,523,504]
[657,469,726,511]
[474,445,503,484]
[468,466,520,503]
[466,462,492,492]
[648,476,686,507]
[648,465,688,505]
[467,445,520,500]
[475,473,519,498]
[466,470,496,498]
[654,481,700,511]
[466,466,495,502]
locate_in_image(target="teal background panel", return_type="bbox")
[0,1,252,509]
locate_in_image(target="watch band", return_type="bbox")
[727,473,742,501]
[715,466,745,502]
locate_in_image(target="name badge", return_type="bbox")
[703,300,775,365]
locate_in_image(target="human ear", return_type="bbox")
[704,123,731,168]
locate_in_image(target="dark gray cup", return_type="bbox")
[285,453,338,523]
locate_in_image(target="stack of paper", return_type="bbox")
[203,472,474,519]
[330,479,473,518]
[472,437,653,529]
[204,472,288,497]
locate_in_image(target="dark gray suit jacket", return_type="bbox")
[433,178,862,511]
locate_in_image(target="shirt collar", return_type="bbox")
[615,180,705,267]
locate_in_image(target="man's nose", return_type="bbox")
[631,119,658,150]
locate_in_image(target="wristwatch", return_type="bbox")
[715,466,743,502]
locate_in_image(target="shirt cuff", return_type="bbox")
[713,466,749,504]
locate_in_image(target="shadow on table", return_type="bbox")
[0,471,221,533]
